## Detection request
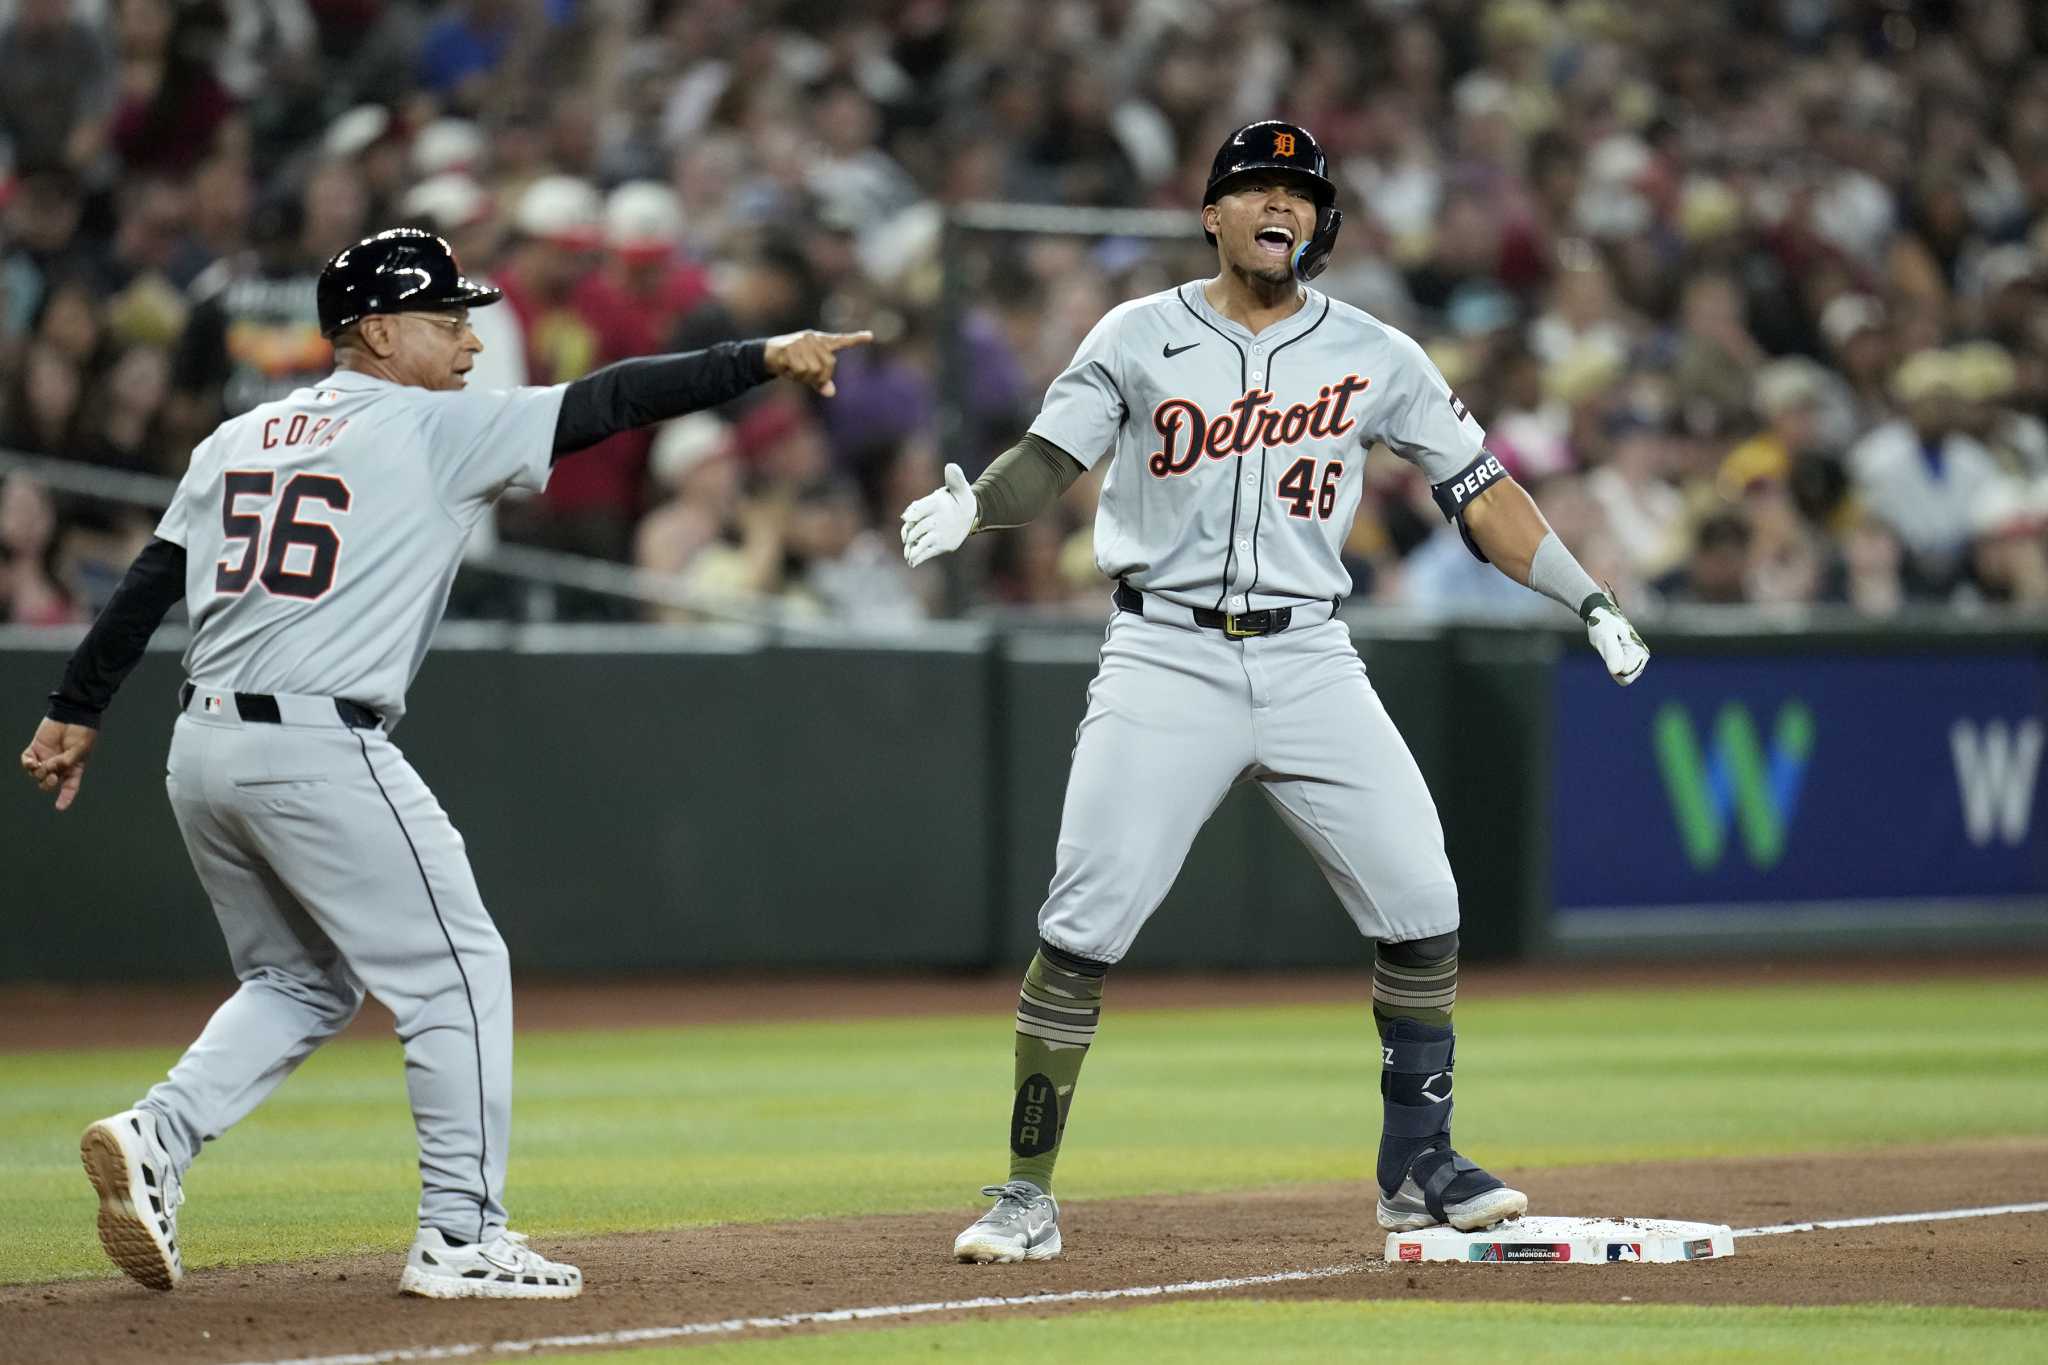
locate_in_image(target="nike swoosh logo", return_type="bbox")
[1163,342,1201,358]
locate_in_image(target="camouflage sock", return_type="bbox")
[1006,941,1107,1193]
[1371,939,1457,1035]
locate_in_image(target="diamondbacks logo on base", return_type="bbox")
[1470,1243,1572,1262]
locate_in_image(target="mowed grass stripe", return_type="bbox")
[561,1301,2048,1365]
[559,1299,2048,1364]
[2,980,2044,1283]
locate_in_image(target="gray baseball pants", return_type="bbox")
[1038,605,1461,963]
[137,689,511,1244]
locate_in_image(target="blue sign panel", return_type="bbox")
[1551,653,2048,913]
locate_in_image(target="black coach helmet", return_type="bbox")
[1201,120,1344,282]
[317,227,503,338]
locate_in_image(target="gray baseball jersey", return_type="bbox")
[155,371,563,726]
[135,369,562,1246]
[1025,282,1473,962]
[1029,282,1483,612]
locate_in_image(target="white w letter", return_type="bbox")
[1951,719,2044,847]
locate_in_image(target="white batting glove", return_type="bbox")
[1583,594,1649,686]
[900,463,977,568]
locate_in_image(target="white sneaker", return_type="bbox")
[80,1109,185,1290]
[399,1227,583,1299]
[953,1181,1062,1263]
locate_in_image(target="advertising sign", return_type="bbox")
[1551,652,2048,936]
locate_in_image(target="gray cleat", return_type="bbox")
[953,1181,1062,1263]
[1376,1145,1528,1233]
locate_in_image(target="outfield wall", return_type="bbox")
[5,616,2045,980]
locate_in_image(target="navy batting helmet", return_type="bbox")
[1201,120,1344,282]
[317,228,503,338]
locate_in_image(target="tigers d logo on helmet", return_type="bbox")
[1200,120,1345,282]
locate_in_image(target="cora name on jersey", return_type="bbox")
[260,413,352,450]
[1147,375,1370,478]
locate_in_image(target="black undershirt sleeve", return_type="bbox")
[551,340,771,459]
[971,433,1085,531]
[46,537,188,726]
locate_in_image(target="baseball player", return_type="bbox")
[902,122,1649,1263]
[19,228,869,1297]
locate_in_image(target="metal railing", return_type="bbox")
[0,446,821,631]
[4,203,1208,628]
[10,443,2029,639]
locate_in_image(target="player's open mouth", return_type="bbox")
[1255,226,1295,257]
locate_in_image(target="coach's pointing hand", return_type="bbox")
[763,330,873,398]
[20,717,97,811]
[901,463,977,568]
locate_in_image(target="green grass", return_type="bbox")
[2,978,2045,1284]
[565,1300,2048,1364]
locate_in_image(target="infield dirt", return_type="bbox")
[6,965,2044,1362]
[8,1140,2045,1362]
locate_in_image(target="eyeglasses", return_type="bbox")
[405,313,472,333]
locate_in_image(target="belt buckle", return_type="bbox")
[1223,613,1261,638]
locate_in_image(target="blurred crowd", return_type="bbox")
[2,0,2046,627]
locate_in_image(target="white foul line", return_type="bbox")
[225,1262,1372,1365]
[1732,1200,2048,1238]
[226,1199,2048,1365]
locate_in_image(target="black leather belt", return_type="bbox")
[180,682,382,730]
[1114,581,1294,638]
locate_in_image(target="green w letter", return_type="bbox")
[1653,702,1816,870]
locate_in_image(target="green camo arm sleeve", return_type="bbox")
[971,433,1085,532]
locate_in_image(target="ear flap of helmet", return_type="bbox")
[1291,205,1343,282]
